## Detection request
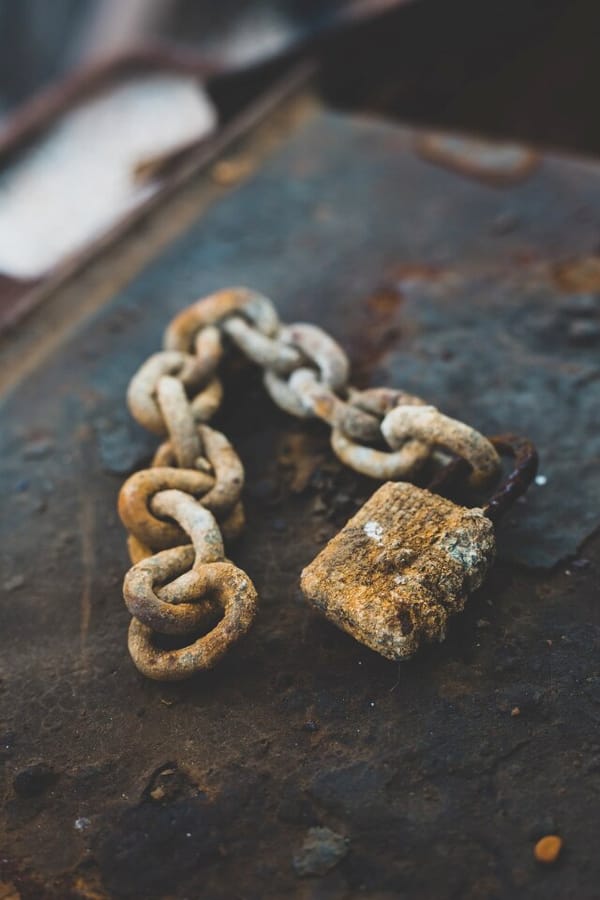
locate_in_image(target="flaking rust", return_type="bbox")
[301,482,495,660]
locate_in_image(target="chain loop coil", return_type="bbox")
[118,286,501,680]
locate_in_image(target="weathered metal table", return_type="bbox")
[1,84,599,899]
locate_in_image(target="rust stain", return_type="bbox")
[366,286,404,316]
[393,262,445,287]
[210,156,255,187]
[277,431,326,494]
[347,284,405,386]
[553,255,600,291]
[348,268,443,385]
[0,882,20,900]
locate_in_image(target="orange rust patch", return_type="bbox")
[553,256,600,292]
[347,284,405,385]
[210,157,254,187]
[277,431,327,494]
[534,835,563,864]
[367,286,404,316]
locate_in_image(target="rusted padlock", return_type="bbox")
[301,435,537,660]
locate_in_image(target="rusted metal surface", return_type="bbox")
[1,108,600,898]
[301,481,496,659]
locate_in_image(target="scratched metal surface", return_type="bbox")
[1,111,599,899]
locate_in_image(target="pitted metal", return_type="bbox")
[346,386,428,418]
[127,350,223,437]
[119,467,217,550]
[381,404,501,488]
[301,481,496,661]
[286,369,381,441]
[330,386,431,478]
[128,562,258,681]
[164,286,280,352]
[156,375,203,468]
[330,427,430,480]
[223,315,303,374]
[124,489,226,634]
[124,484,257,681]
[127,350,209,435]
[193,324,224,380]
[193,424,245,516]
[301,435,536,661]
[119,285,514,680]
[263,322,350,418]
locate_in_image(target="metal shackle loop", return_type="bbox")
[329,386,430,480]
[127,350,214,435]
[124,490,225,633]
[152,425,245,517]
[381,404,501,488]
[223,315,303,375]
[287,369,381,441]
[127,562,258,681]
[425,433,538,523]
[483,434,539,523]
[119,467,215,549]
[163,287,279,353]
[263,322,350,419]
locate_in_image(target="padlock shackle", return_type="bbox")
[483,434,538,523]
[427,433,538,524]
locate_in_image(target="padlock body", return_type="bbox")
[301,481,495,660]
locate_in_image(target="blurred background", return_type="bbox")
[2,0,600,327]
[1,0,600,152]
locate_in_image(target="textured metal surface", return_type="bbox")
[1,109,599,898]
[301,481,496,659]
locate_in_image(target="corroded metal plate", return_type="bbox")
[1,104,600,899]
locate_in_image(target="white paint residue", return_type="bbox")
[0,74,216,278]
[363,520,384,545]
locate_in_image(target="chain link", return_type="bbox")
[118,286,501,680]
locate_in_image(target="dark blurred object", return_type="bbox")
[319,0,600,153]
[0,0,404,115]
[0,0,95,113]
[4,0,600,158]
[0,50,313,333]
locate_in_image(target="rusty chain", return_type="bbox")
[119,286,501,680]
